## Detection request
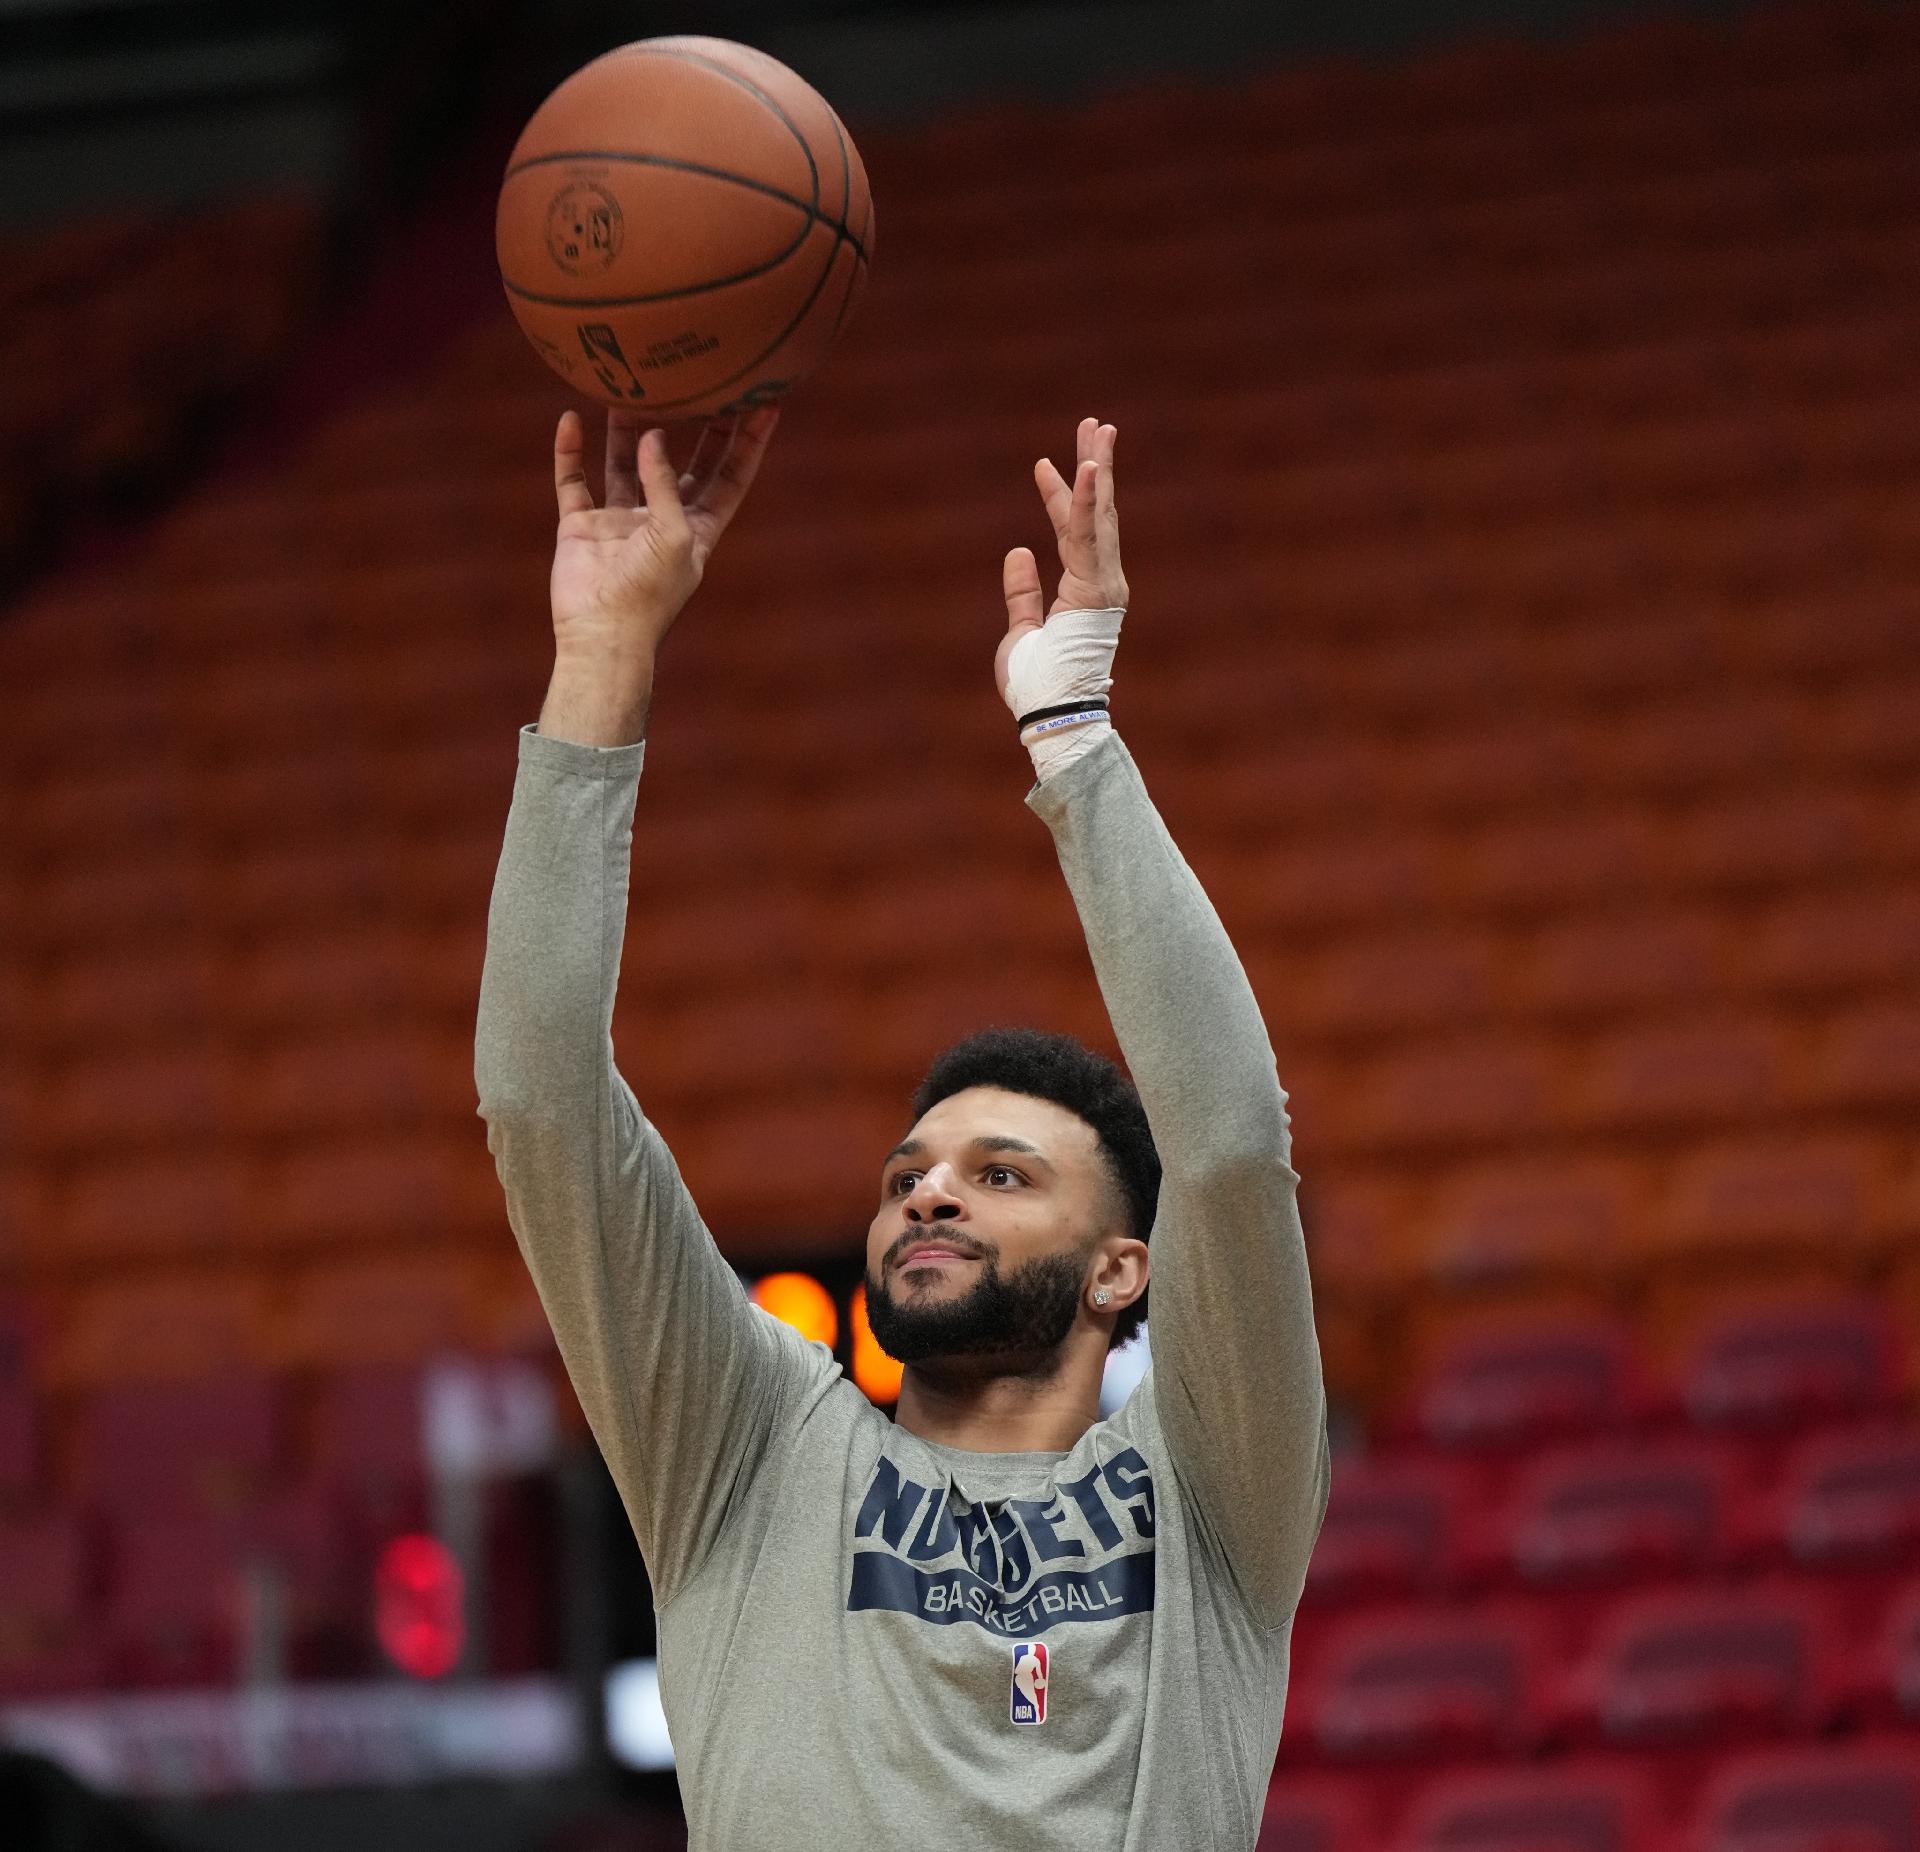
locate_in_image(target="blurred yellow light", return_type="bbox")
[850,1283,904,1405]
[751,1272,837,1350]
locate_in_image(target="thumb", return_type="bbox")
[996,547,1046,707]
[1002,545,1045,636]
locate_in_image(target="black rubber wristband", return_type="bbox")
[1016,698,1110,730]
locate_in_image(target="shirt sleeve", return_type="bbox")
[1026,728,1331,1632]
[473,722,822,1609]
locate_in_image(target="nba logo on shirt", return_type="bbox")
[1010,1641,1049,1725]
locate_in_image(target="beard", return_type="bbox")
[864,1239,1093,1371]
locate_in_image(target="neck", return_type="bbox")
[892,1331,1108,1454]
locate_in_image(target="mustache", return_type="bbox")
[889,1234,991,1269]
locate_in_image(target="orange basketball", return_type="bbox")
[495,36,873,421]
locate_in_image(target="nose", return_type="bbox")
[903,1164,964,1222]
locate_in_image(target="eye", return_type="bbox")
[985,1165,1025,1187]
[888,1170,920,1195]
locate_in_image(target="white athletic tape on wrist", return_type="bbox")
[1003,607,1125,719]
[1004,606,1124,779]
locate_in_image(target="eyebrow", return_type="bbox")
[881,1135,1051,1174]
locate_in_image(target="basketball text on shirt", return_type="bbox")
[848,1450,1156,1636]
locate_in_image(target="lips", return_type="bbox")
[898,1243,977,1270]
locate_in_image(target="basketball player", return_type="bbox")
[476,405,1331,1849]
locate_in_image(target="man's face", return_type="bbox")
[863,1085,1120,1372]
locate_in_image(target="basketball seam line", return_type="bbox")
[630,43,821,211]
[583,188,855,415]
[502,237,865,311]
[823,110,866,347]
[503,215,818,310]
[502,150,869,265]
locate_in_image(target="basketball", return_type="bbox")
[495,36,873,421]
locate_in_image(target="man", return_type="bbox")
[475,405,1330,1850]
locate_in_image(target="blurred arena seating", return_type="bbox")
[0,197,324,588]
[1,0,1918,1835]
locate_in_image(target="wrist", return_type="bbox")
[1001,605,1123,781]
[538,647,655,749]
[1024,712,1112,781]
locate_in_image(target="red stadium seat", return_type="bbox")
[1566,1018,1787,1136]
[15,935,223,1053]
[619,881,839,1000]
[1767,1420,1920,1572]
[1684,1734,1920,1852]
[1673,1287,1908,1433]
[825,871,1098,997]
[1412,1157,1652,1292]
[218,922,454,1039]
[1258,1771,1378,1852]
[1660,788,1883,895]
[10,1038,231,1163]
[634,985,866,1104]
[177,745,374,845]
[1510,910,1725,1024]
[1206,828,1442,937]
[1554,1580,1846,1751]
[1393,1309,1660,1453]
[1288,931,1497,1042]
[1301,1455,1474,1608]
[1295,1175,1421,1298]
[1448,810,1661,914]
[219,1024,470,1144]
[1335,1037,1562,1154]
[667,1092,918,1243]
[242,1132,503,1256]
[23,1145,253,1268]
[51,1272,277,1387]
[1291,1600,1553,1765]
[271,1256,485,1369]
[1845,1578,1920,1729]
[1483,1434,1752,1591]
[1808,1002,1920,1115]
[1741,886,1920,998]
[1647,1137,1899,1275]
[1571,693,1799,805]
[1391,1758,1662,1852]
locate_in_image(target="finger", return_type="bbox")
[1077,414,1099,471]
[604,407,641,509]
[554,411,595,520]
[1095,422,1119,535]
[1065,455,1099,567]
[635,427,689,536]
[688,403,780,536]
[678,413,737,503]
[1002,546,1045,635]
[1034,455,1072,535]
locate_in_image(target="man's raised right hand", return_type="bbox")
[549,403,780,662]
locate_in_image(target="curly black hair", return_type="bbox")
[908,1026,1158,1352]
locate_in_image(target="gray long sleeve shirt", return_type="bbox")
[474,721,1330,1851]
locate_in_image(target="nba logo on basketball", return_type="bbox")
[1010,1641,1049,1725]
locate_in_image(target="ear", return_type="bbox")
[1088,1236,1149,1314]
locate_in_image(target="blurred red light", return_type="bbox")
[376,1533,465,1679]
